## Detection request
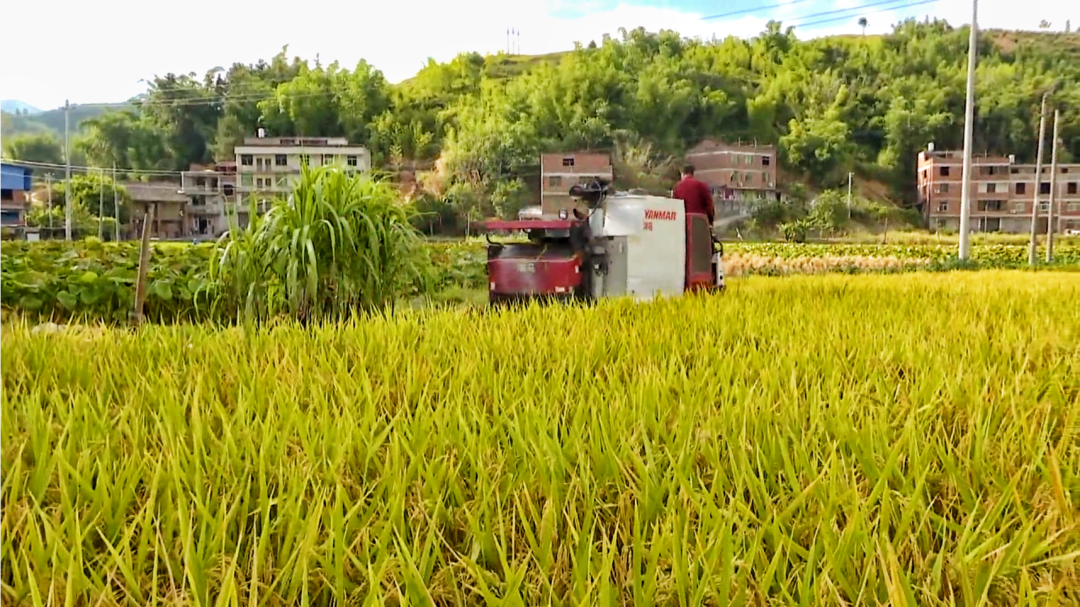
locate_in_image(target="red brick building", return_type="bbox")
[540,152,613,214]
[917,148,1080,233]
[684,140,779,216]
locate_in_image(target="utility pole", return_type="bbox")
[1028,93,1048,266]
[957,0,978,260]
[98,169,105,239]
[847,171,853,220]
[113,163,120,242]
[1046,109,1059,263]
[64,99,72,241]
[46,174,54,237]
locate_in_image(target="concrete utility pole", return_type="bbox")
[64,99,72,241]
[847,172,853,220]
[958,0,978,260]
[113,163,120,242]
[46,174,54,235]
[98,169,105,239]
[1028,93,1048,266]
[1046,109,1060,263]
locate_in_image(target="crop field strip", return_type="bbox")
[2,240,1079,323]
[2,271,1078,605]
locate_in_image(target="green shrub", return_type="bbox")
[211,164,429,321]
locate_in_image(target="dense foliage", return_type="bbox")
[211,164,428,321]
[3,23,1077,219]
[3,272,1077,604]
[4,239,1078,322]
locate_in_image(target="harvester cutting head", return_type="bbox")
[483,182,725,306]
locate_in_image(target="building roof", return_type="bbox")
[123,182,188,203]
[240,136,355,147]
[687,139,776,155]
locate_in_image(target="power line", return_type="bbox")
[71,89,341,110]
[701,0,814,21]
[780,0,927,28]
[792,0,939,29]
[7,158,186,176]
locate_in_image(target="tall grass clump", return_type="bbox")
[2,271,1077,605]
[210,164,427,321]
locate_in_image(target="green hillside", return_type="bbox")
[1,103,130,139]
[2,23,1078,234]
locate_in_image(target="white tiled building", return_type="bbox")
[234,135,371,204]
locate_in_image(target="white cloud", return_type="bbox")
[0,0,1073,111]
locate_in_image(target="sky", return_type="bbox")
[0,0,1073,111]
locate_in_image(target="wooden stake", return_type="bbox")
[132,204,155,328]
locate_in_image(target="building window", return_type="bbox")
[548,176,562,187]
[1016,183,1026,195]
[275,154,287,166]
[986,183,996,193]
[1040,182,1050,194]
[323,154,335,165]
[347,155,358,167]
[241,154,253,166]
[745,172,754,183]
[1011,168,1019,174]
[940,166,950,177]
[223,184,235,196]
[936,183,949,194]
[937,202,948,213]
[1069,182,1078,195]
[240,174,253,186]
[762,155,770,166]
[299,154,310,166]
[1013,202,1025,213]
[562,157,575,167]
[1068,203,1080,212]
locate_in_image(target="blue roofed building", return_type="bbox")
[1,161,34,228]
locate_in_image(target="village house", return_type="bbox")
[917,146,1080,233]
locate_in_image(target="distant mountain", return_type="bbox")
[1,102,132,139]
[1,99,42,115]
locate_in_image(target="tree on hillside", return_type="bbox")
[257,60,391,157]
[2,132,64,164]
[76,111,174,173]
[859,17,868,35]
[138,73,222,169]
[611,133,677,194]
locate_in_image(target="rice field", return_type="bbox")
[2,271,1078,605]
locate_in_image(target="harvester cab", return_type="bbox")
[483,179,725,306]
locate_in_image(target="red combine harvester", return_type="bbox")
[484,180,725,305]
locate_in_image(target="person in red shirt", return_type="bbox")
[671,164,715,226]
